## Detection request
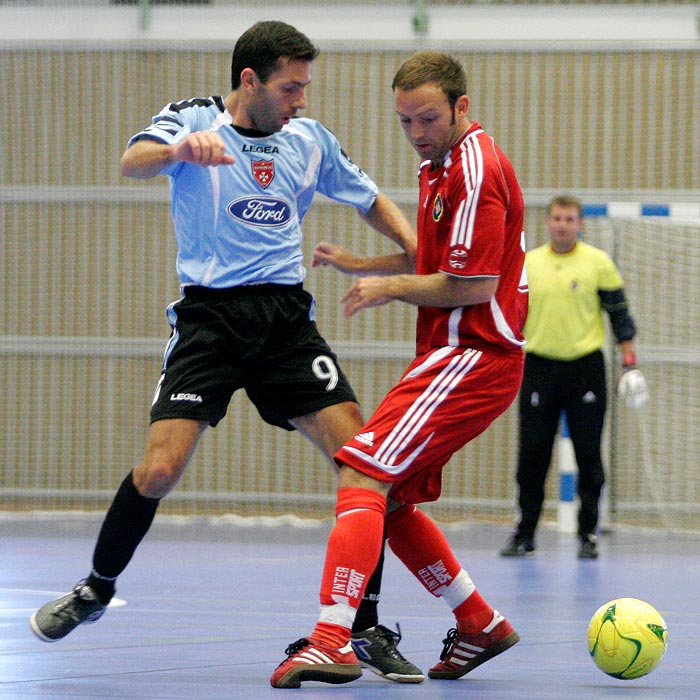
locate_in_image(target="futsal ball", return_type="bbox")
[586,597,668,680]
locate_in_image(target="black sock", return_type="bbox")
[86,471,160,604]
[352,534,385,633]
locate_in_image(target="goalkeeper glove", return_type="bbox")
[617,352,649,409]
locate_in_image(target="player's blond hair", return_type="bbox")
[392,51,467,109]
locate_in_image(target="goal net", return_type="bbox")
[589,213,700,533]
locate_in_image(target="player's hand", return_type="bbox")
[340,277,393,316]
[617,368,649,409]
[172,132,235,167]
[312,241,361,274]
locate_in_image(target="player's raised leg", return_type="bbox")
[30,419,205,642]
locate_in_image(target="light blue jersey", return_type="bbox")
[128,96,379,288]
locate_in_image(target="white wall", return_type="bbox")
[1,4,698,50]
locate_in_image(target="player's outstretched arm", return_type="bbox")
[359,192,417,267]
[312,241,413,277]
[340,272,498,317]
[120,133,235,179]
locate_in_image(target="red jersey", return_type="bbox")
[415,122,528,356]
[336,124,526,504]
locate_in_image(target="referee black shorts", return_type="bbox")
[150,284,357,430]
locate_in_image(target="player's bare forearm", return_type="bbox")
[360,192,417,266]
[120,140,176,179]
[364,253,414,275]
[120,133,235,179]
[341,272,498,316]
[313,242,412,276]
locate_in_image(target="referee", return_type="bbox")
[500,194,646,559]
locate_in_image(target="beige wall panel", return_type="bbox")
[2,50,698,191]
[2,45,698,528]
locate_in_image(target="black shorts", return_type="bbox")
[150,284,357,430]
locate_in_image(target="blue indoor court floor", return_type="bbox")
[2,512,698,700]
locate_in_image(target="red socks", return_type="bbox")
[453,590,494,634]
[311,496,494,648]
[385,504,461,593]
[386,504,493,633]
[312,487,386,648]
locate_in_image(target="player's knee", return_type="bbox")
[134,451,189,498]
[338,464,388,494]
[134,464,183,498]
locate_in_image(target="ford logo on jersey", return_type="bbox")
[227,196,291,228]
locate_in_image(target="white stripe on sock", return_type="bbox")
[439,569,476,608]
[319,602,355,629]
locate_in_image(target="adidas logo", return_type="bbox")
[354,431,374,446]
[450,639,484,664]
[484,610,505,633]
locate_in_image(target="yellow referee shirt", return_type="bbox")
[524,240,624,361]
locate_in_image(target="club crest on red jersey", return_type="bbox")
[251,159,275,189]
[432,193,444,222]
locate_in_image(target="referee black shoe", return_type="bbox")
[351,623,425,683]
[500,534,535,557]
[578,533,599,559]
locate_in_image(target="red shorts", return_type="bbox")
[335,345,524,505]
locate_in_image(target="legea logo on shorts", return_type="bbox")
[170,393,203,403]
[227,196,291,228]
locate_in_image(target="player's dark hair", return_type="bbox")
[548,195,584,217]
[392,51,467,109]
[231,21,319,90]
